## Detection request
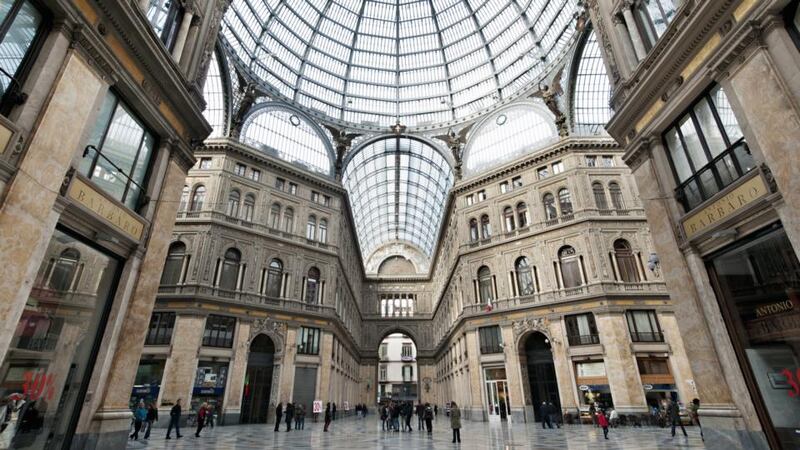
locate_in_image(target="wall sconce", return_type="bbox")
[647,253,660,272]
[423,377,432,393]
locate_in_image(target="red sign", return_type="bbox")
[781,368,800,398]
[23,370,56,402]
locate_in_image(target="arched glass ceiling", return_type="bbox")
[343,137,453,261]
[572,29,612,135]
[203,51,227,138]
[221,0,580,128]
[241,107,334,175]
[463,104,557,175]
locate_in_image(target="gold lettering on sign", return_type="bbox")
[67,177,145,241]
[755,300,794,319]
[681,174,768,240]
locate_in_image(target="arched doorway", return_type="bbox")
[524,332,560,422]
[376,333,418,404]
[240,334,275,423]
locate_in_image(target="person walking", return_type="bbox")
[391,402,400,432]
[688,398,703,441]
[547,402,561,429]
[540,402,553,429]
[166,399,183,439]
[424,403,434,434]
[130,400,147,440]
[597,409,609,440]
[285,402,294,432]
[297,403,306,430]
[667,399,687,437]
[416,402,424,431]
[194,402,207,438]
[434,404,438,419]
[274,403,283,432]
[449,401,461,443]
[332,403,337,421]
[323,403,332,432]
[380,404,388,431]
[143,402,158,439]
[206,404,215,429]
[404,402,413,432]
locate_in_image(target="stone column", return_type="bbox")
[620,1,647,61]
[418,363,435,404]
[278,327,297,402]
[658,312,695,403]
[0,52,106,363]
[500,325,525,422]
[179,15,201,72]
[464,329,484,421]
[222,321,252,424]
[316,331,334,401]
[612,14,640,70]
[158,314,206,409]
[595,312,647,414]
[548,319,579,413]
[171,8,195,63]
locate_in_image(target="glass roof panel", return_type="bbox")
[343,137,453,261]
[241,107,334,175]
[463,104,558,175]
[222,0,580,128]
[202,51,226,138]
[572,29,612,135]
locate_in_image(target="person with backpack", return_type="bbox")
[449,401,460,442]
[165,399,183,439]
[424,403,434,434]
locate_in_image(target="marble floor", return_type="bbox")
[126,417,706,449]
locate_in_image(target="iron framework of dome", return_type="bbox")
[221,0,581,129]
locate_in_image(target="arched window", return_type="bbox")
[515,257,535,296]
[516,202,529,228]
[469,218,479,242]
[269,203,281,229]
[265,258,283,297]
[283,207,294,233]
[593,182,609,210]
[50,249,80,292]
[480,215,491,239]
[242,194,255,222]
[572,30,612,134]
[219,248,241,291]
[319,219,328,243]
[191,185,206,211]
[614,240,641,282]
[559,246,583,288]
[202,50,227,138]
[227,190,240,217]
[305,267,320,303]
[543,193,557,220]
[160,242,186,285]
[478,266,494,303]
[179,185,190,211]
[609,182,625,210]
[558,188,573,216]
[306,215,317,240]
[503,206,515,232]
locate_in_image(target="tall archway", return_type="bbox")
[523,332,560,422]
[376,332,418,405]
[240,334,275,424]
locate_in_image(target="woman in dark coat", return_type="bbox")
[323,403,332,432]
[274,403,283,432]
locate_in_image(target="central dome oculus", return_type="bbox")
[221,0,580,129]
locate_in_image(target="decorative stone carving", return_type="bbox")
[249,318,287,355]
[512,316,550,342]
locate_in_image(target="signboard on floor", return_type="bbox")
[313,400,323,413]
[343,401,349,411]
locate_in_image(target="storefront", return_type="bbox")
[130,358,166,408]
[483,367,511,421]
[0,227,122,448]
[637,357,678,409]
[706,224,800,449]
[574,361,613,410]
[193,360,230,418]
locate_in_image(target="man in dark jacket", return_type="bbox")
[274,403,283,432]
[143,402,158,439]
[667,400,687,437]
[285,402,294,431]
[165,399,182,439]
[540,402,553,429]
[416,403,425,431]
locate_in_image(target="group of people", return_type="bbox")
[129,397,212,441]
[0,395,42,448]
[587,397,703,441]
[129,400,159,440]
[273,402,307,431]
[538,402,562,429]
[354,403,368,418]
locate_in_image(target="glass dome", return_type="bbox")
[221,0,580,129]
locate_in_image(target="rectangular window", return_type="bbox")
[637,357,671,375]
[145,312,176,345]
[626,310,664,342]
[199,158,212,169]
[499,181,509,194]
[379,364,387,381]
[663,85,753,211]
[465,194,474,206]
[602,155,615,167]
[0,0,46,115]
[146,0,184,50]
[402,365,414,382]
[202,315,236,348]
[585,156,597,167]
[537,166,549,179]
[478,325,503,354]
[552,161,564,174]
[275,177,285,190]
[635,0,677,48]
[250,169,261,181]
[234,163,246,177]
[379,343,388,359]
[401,343,413,358]
[565,313,600,345]
[80,91,155,210]
[477,190,486,201]
[297,326,321,355]
[323,195,331,206]
[512,176,523,188]
[288,182,298,195]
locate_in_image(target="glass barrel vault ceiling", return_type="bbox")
[342,137,454,262]
[221,0,581,128]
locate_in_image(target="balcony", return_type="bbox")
[567,334,600,346]
[630,331,664,343]
[675,140,756,211]
[157,284,337,316]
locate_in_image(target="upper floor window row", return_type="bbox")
[0,0,47,116]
